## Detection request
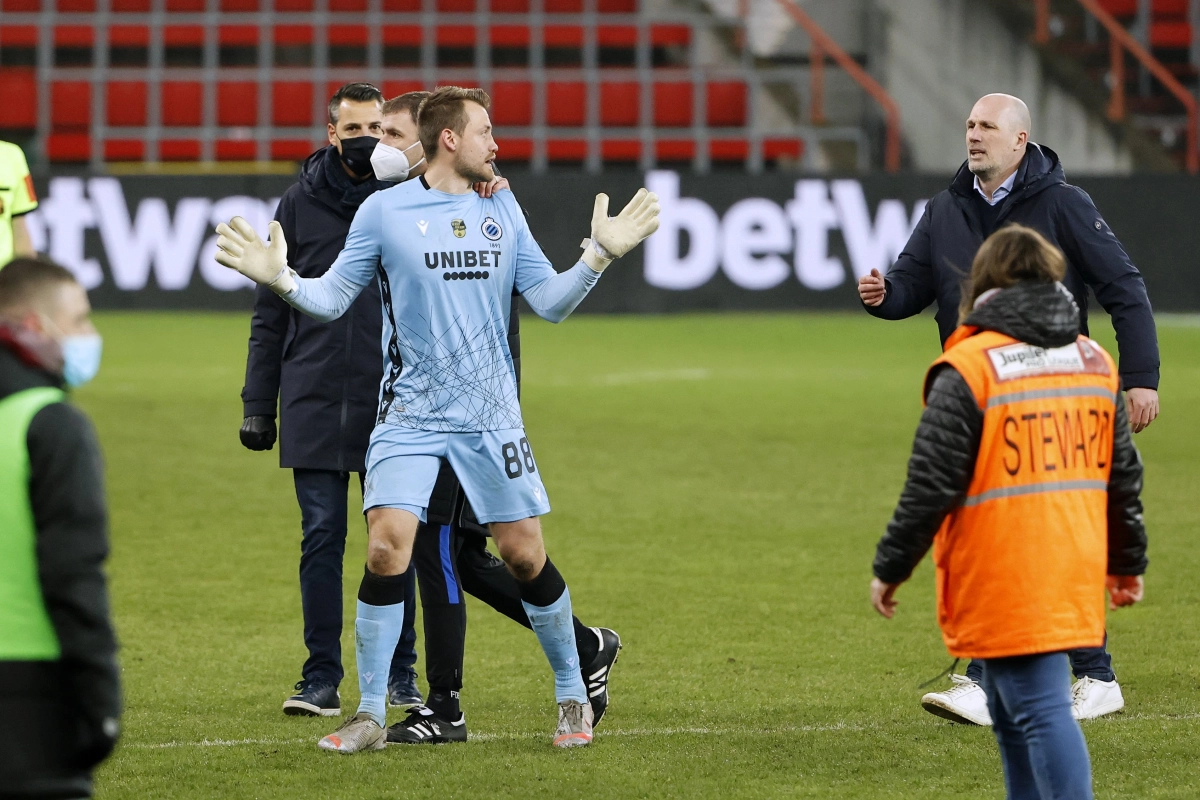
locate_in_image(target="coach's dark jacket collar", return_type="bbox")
[948,144,1065,221]
[299,145,393,221]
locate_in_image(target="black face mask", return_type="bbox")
[338,135,379,177]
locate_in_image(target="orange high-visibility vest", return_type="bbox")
[927,325,1121,659]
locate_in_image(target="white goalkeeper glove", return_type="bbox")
[580,188,661,272]
[214,217,297,294]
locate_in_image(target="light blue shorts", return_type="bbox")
[363,425,551,524]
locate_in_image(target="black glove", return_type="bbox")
[240,415,277,451]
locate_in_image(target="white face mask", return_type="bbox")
[370,140,425,182]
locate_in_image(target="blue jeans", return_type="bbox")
[967,636,1113,683]
[293,469,417,687]
[981,652,1093,800]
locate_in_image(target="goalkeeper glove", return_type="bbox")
[214,217,297,294]
[581,188,661,272]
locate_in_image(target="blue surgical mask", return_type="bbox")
[61,334,103,388]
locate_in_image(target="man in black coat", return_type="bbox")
[240,83,424,716]
[0,258,120,798]
[857,93,1158,725]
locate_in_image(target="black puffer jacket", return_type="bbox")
[867,144,1160,391]
[872,282,1148,584]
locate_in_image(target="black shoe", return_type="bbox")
[386,705,467,744]
[388,667,423,709]
[282,680,340,717]
[581,627,621,727]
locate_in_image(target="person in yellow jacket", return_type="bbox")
[0,140,39,266]
[870,225,1148,800]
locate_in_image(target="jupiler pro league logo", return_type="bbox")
[451,219,467,238]
[481,216,503,241]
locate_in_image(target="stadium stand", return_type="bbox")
[0,0,893,170]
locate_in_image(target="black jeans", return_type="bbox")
[966,635,1114,684]
[293,469,417,687]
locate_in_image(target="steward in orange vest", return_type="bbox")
[870,225,1146,800]
[870,282,1147,658]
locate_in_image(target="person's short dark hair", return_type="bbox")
[417,86,491,158]
[382,90,431,120]
[328,82,384,125]
[0,257,78,317]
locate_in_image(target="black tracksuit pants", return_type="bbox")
[411,519,533,692]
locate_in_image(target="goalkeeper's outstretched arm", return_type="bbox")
[214,200,380,323]
[518,188,660,323]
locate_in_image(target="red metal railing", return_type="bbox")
[1034,0,1199,173]
[741,0,902,172]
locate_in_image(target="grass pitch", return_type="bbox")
[81,311,1200,799]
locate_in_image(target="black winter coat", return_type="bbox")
[872,283,1148,585]
[241,146,393,472]
[868,144,1160,390]
[0,337,120,796]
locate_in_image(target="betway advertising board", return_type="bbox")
[25,170,1200,311]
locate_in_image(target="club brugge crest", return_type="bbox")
[481,216,503,241]
[451,219,467,238]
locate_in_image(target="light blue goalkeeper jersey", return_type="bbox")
[279,179,600,433]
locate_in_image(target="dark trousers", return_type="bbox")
[967,636,1114,683]
[293,469,417,687]
[411,521,532,692]
[982,652,1093,800]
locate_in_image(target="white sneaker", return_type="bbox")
[1071,677,1124,720]
[317,712,387,753]
[921,674,993,726]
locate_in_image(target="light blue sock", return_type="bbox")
[355,599,405,726]
[522,587,588,703]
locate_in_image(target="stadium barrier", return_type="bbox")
[23,170,1200,312]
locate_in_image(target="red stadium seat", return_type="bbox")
[437,0,475,10]
[383,80,425,99]
[0,70,38,130]
[275,0,314,8]
[273,82,313,126]
[495,137,532,161]
[46,133,91,163]
[598,0,636,10]
[54,25,94,66]
[544,0,583,11]
[218,82,258,126]
[1096,0,1136,17]
[547,139,587,162]
[272,140,318,161]
[1,0,41,10]
[600,82,639,126]
[438,25,475,66]
[160,139,202,160]
[490,81,533,126]
[216,140,258,160]
[490,0,528,10]
[382,0,421,8]
[329,0,368,9]
[112,0,152,10]
[106,81,148,127]
[57,0,95,10]
[161,81,203,126]
[655,139,694,162]
[710,139,749,162]
[104,139,145,161]
[602,140,640,161]
[653,82,692,127]
[51,81,90,130]
[764,138,803,161]
[1151,21,1191,48]
[706,81,747,127]
[220,0,258,9]
[546,82,586,126]
[491,25,529,65]
[166,0,206,11]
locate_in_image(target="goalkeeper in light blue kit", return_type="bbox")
[215,86,659,753]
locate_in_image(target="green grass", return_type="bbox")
[79,311,1200,799]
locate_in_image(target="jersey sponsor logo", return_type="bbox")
[986,341,1110,382]
[481,216,503,241]
[451,218,466,238]
[423,250,502,270]
[417,219,428,236]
